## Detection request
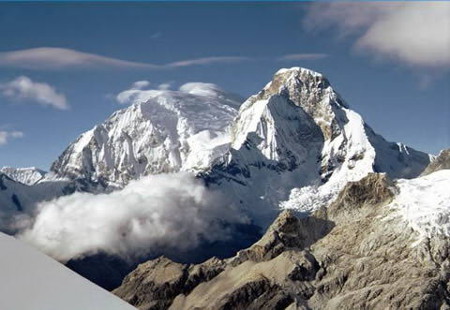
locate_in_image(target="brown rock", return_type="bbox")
[422,149,450,175]
[114,173,450,310]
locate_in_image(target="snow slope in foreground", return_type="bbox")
[0,232,135,310]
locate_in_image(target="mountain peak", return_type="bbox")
[275,66,325,78]
[209,67,430,226]
[422,148,450,175]
[0,167,46,186]
[51,84,240,188]
[259,66,337,103]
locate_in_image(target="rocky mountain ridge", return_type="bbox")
[114,169,450,309]
[422,148,450,175]
[0,167,46,186]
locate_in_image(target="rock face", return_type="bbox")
[114,172,450,310]
[422,148,450,175]
[114,257,227,310]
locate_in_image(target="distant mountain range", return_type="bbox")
[0,67,431,227]
[1,67,449,308]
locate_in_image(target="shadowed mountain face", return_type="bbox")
[66,222,262,291]
[114,172,450,310]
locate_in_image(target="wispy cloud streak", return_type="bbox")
[0,47,249,71]
[278,53,328,61]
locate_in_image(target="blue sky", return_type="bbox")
[0,2,449,169]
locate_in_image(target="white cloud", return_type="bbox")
[115,81,164,105]
[116,88,160,105]
[157,83,172,90]
[0,76,69,110]
[131,80,151,90]
[304,2,450,68]
[0,47,157,70]
[20,172,247,262]
[0,130,24,146]
[278,53,328,61]
[116,81,224,105]
[167,56,249,68]
[0,47,250,70]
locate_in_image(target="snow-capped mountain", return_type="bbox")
[0,172,70,233]
[1,68,431,230]
[0,67,438,296]
[0,167,46,185]
[0,232,135,310]
[51,83,241,189]
[31,67,430,228]
[203,67,430,225]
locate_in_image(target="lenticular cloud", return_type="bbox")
[20,172,246,262]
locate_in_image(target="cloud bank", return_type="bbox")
[305,2,450,68]
[0,47,249,71]
[0,76,69,110]
[0,130,23,146]
[20,173,247,262]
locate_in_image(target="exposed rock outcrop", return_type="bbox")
[422,149,450,175]
[114,256,227,310]
[114,173,450,310]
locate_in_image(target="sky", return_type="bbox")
[0,2,449,169]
